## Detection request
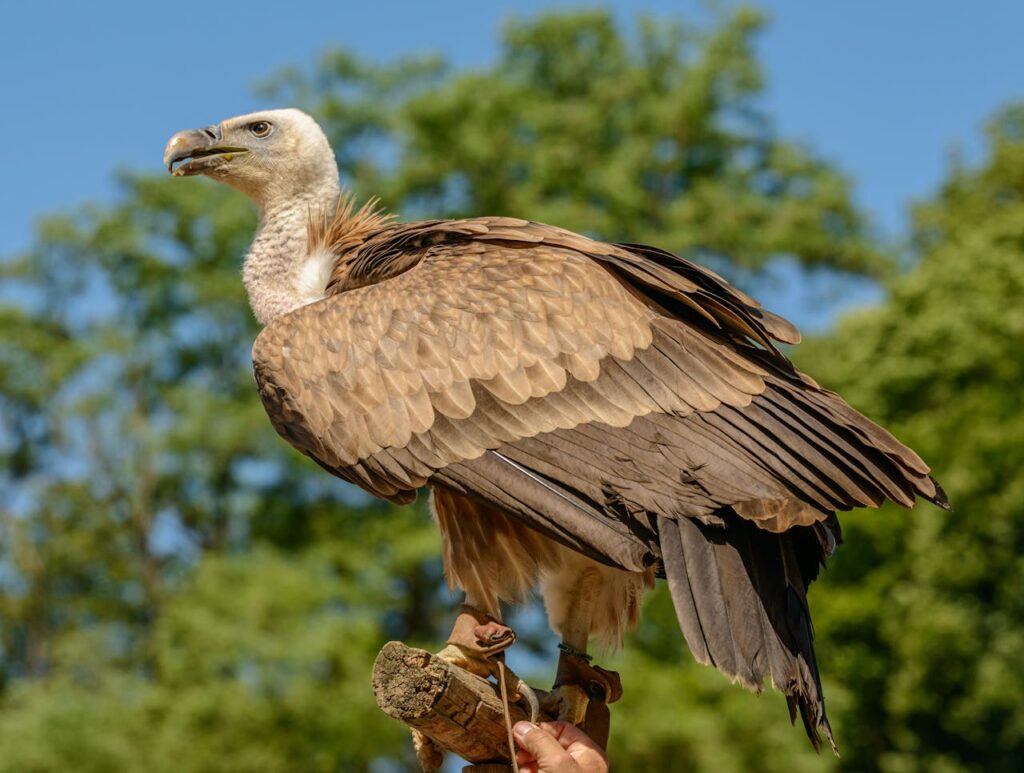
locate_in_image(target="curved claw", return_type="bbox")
[474,620,516,651]
[411,728,443,772]
[516,677,540,723]
[543,683,590,726]
[441,606,540,727]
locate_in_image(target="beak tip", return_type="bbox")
[163,131,197,176]
[163,125,243,177]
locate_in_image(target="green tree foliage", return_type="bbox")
[798,106,1024,773]
[0,174,435,769]
[0,6,1015,772]
[268,8,883,278]
[0,549,406,772]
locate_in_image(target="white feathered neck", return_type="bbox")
[241,170,340,326]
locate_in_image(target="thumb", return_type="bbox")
[513,722,573,766]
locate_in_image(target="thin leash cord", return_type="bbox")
[496,660,520,773]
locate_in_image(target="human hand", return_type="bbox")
[512,720,609,773]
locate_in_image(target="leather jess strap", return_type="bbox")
[553,649,623,749]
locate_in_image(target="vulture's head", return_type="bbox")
[163,108,337,204]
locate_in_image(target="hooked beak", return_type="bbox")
[164,124,248,176]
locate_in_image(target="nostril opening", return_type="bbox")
[201,126,220,141]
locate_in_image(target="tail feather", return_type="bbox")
[658,512,837,753]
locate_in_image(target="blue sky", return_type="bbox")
[3,1,1023,323]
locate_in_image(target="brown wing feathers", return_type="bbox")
[657,512,836,751]
[253,210,947,749]
[435,429,839,749]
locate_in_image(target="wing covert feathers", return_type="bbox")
[255,237,657,489]
[255,214,940,515]
[252,210,945,751]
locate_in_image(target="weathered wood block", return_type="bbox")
[372,641,545,767]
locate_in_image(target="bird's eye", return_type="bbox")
[249,121,272,138]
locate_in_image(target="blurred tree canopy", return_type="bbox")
[798,105,1024,773]
[0,6,1019,772]
[266,7,883,277]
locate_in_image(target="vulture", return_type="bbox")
[165,109,947,760]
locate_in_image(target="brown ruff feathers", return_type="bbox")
[306,191,395,256]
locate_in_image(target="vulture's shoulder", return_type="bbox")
[250,216,809,497]
[251,216,661,395]
[321,216,801,354]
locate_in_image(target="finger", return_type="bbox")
[537,721,603,752]
[513,722,577,768]
[516,749,537,764]
[514,748,540,773]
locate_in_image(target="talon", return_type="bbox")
[434,643,494,679]
[473,620,516,649]
[446,604,517,658]
[411,728,443,772]
[547,647,622,748]
[553,647,623,707]
[438,605,542,735]
[543,683,590,725]
[435,605,521,682]
[515,677,541,723]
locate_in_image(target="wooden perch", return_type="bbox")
[372,641,552,768]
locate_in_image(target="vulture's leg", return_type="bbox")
[413,598,540,771]
[410,728,443,773]
[435,597,514,677]
[428,488,542,718]
[435,597,540,716]
[543,566,600,724]
[540,564,624,748]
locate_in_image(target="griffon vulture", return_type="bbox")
[165,109,948,758]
